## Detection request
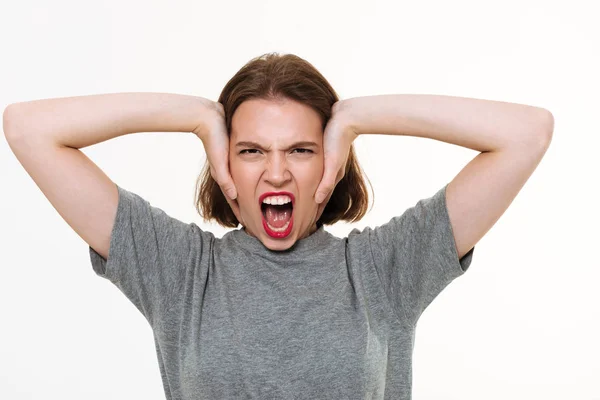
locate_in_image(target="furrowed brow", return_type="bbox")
[235,141,318,150]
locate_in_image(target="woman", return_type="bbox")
[4,52,553,399]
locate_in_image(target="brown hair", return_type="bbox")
[194,52,374,228]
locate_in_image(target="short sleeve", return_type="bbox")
[368,183,474,327]
[89,184,210,329]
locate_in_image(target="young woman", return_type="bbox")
[4,52,553,399]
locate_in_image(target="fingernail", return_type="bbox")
[315,192,325,204]
[226,189,237,200]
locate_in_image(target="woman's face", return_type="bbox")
[229,97,324,251]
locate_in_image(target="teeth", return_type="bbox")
[262,195,292,205]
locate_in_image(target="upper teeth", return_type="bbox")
[262,195,292,205]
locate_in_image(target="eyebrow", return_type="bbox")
[235,141,319,150]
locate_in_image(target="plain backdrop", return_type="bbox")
[1,0,598,399]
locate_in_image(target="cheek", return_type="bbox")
[230,161,259,214]
[230,159,255,185]
[229,156,242,180]
[292,165,322,212]
[301,160,323,189]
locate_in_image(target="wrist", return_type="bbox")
[333,98,360,138]
[192,98,223,140]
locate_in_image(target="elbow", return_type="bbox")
[538,109,554,150]
[539,108,554,141]
[524,108,554,151]
[3,104,23,140]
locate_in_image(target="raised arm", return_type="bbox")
[3,92,213,259]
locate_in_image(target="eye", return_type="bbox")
[292,148,313,154]
[239,149,261,155]
[239,148,313,155]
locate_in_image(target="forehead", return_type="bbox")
[231,98,322,143]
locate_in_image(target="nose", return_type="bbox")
[264,152,291,186]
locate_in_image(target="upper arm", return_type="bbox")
[4,105,117,260]
[446,136,551,260]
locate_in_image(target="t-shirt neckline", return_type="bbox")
[230,224,332,259]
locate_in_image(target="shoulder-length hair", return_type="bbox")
[195,52,373,228]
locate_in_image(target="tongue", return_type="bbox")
[264,205,292,228]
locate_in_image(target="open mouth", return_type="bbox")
[260,202,294,237]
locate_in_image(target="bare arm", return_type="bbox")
[4,92,212,148]
[3,92,214,259]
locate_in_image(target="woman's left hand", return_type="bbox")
[314,100,359,208]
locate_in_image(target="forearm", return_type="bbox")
[4,92,211,149]
[340,94,553,152]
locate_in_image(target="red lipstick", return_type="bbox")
[259,191,295,239]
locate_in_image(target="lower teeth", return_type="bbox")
[267,219,291,232]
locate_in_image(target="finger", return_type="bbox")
[224,195,243,225]
[315,158,338,204]
[222,179,238,201]
[315,188,334,222]
[209,160,238,200]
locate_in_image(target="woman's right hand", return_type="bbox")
[192,100,242,224]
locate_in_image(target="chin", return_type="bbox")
[243,224,297,251]
[260,232,297,251]
[260,223,319,251]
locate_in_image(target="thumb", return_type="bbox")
[211,163,238,200]
[222,182,237,201]
[315,167,336,204]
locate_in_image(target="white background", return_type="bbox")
[1,0,598,399]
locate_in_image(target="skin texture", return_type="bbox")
[229,98,326,251]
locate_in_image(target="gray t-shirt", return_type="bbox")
[89,183,474,400]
